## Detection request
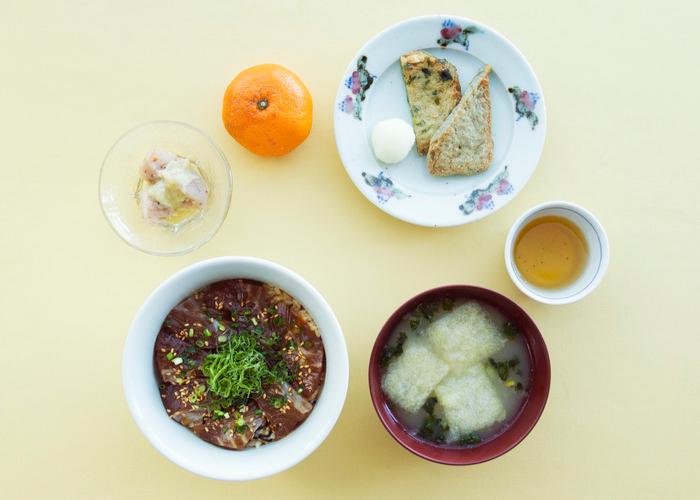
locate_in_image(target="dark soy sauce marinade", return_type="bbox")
[154,279,325,450]
[381,297,531,446]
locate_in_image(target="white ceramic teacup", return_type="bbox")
[504,201,610,305]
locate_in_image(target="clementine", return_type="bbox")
[222,64,313,157]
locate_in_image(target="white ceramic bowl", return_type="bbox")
[505,201,610,305]
[122,257,349,480]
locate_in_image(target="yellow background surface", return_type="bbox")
[1,0,698,498]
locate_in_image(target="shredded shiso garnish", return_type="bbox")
[200,333,288,409]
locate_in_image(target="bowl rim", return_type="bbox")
[504,200,610,304]
[122,256,349,480]
[368,285,550,465]
[98,120,233,257]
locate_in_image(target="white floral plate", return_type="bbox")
[334,15,546,227]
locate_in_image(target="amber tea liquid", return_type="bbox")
[513,215,588,289]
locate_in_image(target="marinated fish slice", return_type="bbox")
[200,279,268,315]
[400,50,462,155]
[427,65,493,176]
[154,334,208,383]
[192,403,265,450]
[272,289,325,401]
[296,336,325,401]
[160,378,208,428]
[165,296,215,342]
[281,323,325,401]
[255,382,313,439]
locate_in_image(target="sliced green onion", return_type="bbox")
[218,335,227,343]
[172,357,183,365]
[271,395,287,409]
[166,352,174,361]
[203,328,212,337]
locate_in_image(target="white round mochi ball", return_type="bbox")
[371,118,415,164]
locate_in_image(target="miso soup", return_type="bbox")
[380,297,530,446]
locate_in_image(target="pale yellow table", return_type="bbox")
[2,1,698,498]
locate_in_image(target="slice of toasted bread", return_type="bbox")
[400,50,462,155]
[427,65,494,177]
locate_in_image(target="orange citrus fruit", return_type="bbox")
[222,64,313,157]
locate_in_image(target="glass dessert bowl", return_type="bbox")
[99,121,232,256]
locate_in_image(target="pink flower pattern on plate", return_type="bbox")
[437,19,481,50]
[459,166,513,215]
[362,171,409,204]
[496,179,513,195]
[508,86,540,130]
[476,194,494,211]
[339,95,355,115]
[338,55,375,120]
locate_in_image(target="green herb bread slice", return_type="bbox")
[400,50,462,155]
[427,65,493,176]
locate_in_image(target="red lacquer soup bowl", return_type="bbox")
[368,285,550,465]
